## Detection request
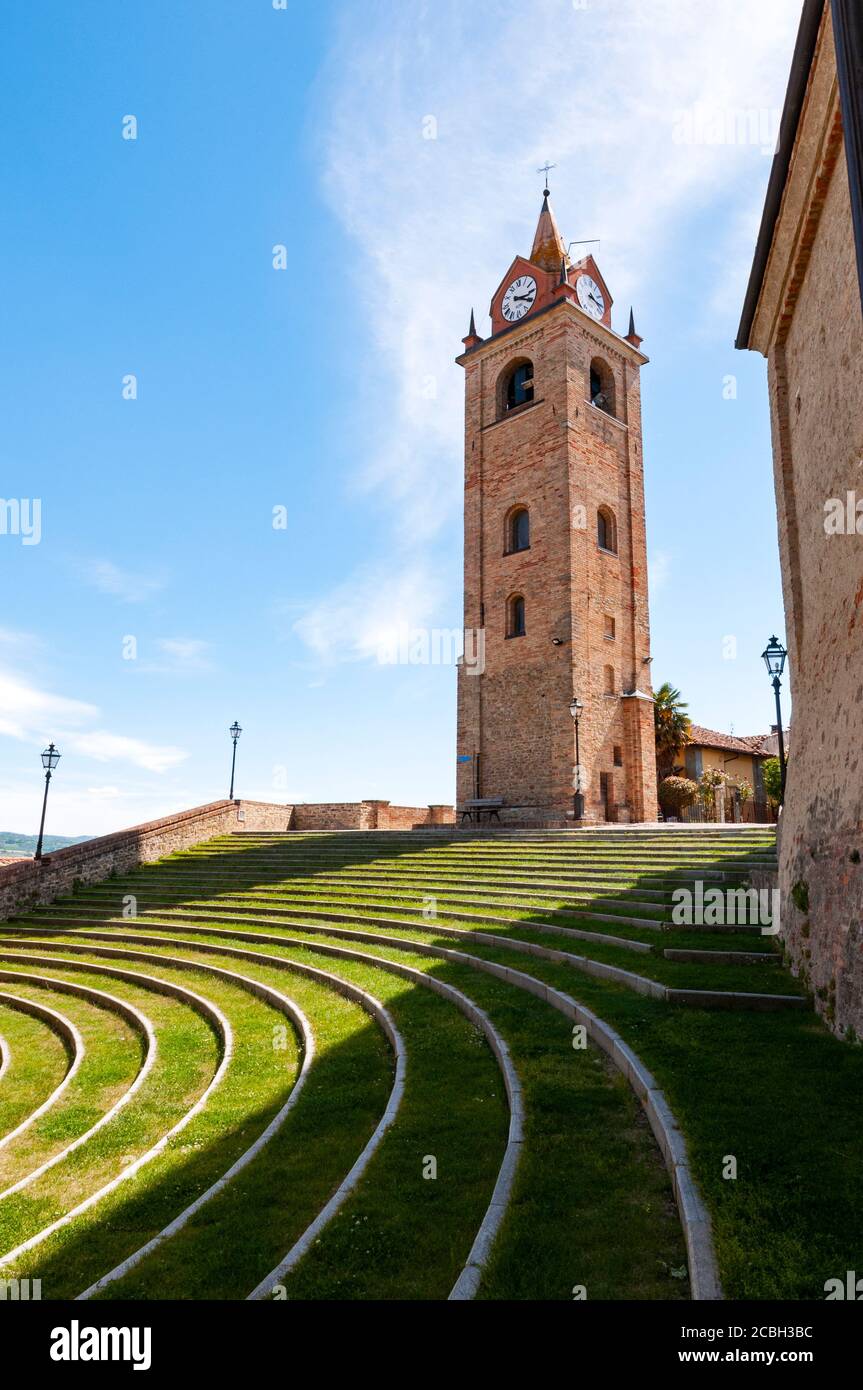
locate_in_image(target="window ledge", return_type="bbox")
[585,399,627,430]
[505,632,526,640]
[597,545,619,557]
[483,398,544,431]
[503,545,531,557]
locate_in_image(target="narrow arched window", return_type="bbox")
[500,359,534,413]
[506,507,530,553]
[597,507,617,554]
[507,594,526,638]
[590,358,615,416]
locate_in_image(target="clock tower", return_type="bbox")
[456,190,658,824]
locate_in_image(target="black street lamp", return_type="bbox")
[35,743,61,861]
[228,721,242,801]
[761,636,788,806]
[569,697,585,820]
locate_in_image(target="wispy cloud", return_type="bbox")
[0,670,188,772]
[0,627,41,652]
[300,0,798,648]
[0,671,97,742]
[82,559,168,604]
[66,731,187,774]
[291,560,445,666]
[318,0,798,531]
[132,638,214,674]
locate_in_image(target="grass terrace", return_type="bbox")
[0,825,860,1301]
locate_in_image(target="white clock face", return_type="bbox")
[576,274,605,320]
[501,275,537,322]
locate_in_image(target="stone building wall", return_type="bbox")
[740,2,863,1036]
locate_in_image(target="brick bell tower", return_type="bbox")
[456,187,658,824]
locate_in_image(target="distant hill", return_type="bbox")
[0,831,92,858]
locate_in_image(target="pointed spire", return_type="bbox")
[468,308,477,337]
[625,307,643,349]
[531,193,568,273]
[553,255,577,306]
[462,307,482,350]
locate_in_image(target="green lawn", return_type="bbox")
[0,826,858,1301]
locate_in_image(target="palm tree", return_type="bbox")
[654,682,692,782]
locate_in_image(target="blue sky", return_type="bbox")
[1,0,802,836]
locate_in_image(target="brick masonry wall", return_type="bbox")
[457,294,657,823]
[749,9,863,1036]
[0,799,294,923]
[291,801,455,831]
[0,798,456,925]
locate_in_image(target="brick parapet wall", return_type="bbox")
[0,798,456,924]
[290,801,455,831]
[0,799,294,922]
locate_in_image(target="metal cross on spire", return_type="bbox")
[537,161,556,196]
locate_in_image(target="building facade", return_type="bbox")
[737,0,863,1035]
[456,193,657,824]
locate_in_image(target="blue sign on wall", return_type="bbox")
[457,755,472,763]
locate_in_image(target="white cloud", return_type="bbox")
[66,732,187,774]
[82,559,167,603]
[0,670,188,773]
[317,0,799,533]
[298,0,799,655]
[135,637,214,673]
[0,628,40,652]
[292,560,445,666]
[157,638,209,664]
[0,781,193,839]
[0,671,96,741]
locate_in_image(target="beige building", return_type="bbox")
[456,192,657,824]
[737,0,863,1035]
[682,726,776,800]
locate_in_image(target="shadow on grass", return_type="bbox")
[10,829,863,1299]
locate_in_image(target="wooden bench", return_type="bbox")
[458,798,504,825]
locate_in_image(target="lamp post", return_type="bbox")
[761,636,788,806]
[35,743,61,861]
[228,721,242,800]
[569,697,585,820]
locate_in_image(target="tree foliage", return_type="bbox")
[658,775,698,815]
[762,756,783,806]
[654,682,692,781]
